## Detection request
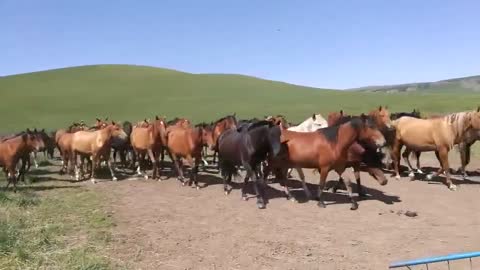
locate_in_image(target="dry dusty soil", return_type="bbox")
[48,151,480,270]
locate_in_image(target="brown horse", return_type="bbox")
[391,108,480,190]
[0,130,45,191]
[165,123,214,188]
[71,121,128,183]
[266,115,386,210]
[130,116,167,179]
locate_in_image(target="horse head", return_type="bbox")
[369,106,392,129]
[353,114,386,149]
[26,128,45,152]
[106,121,128,140]
[468,107,480,130]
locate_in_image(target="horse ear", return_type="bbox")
[34,128,37,132]
[105,117,109,121]
[96,118,101,122]
[26,128,31,133]
[41,128,45,132]
[477,106,480,112]
[339,110,343,115]
[312,114,316,120]
[111,121,116,125]
[155,115,160,120]
[360,113,367,122]
[378,106,382,111]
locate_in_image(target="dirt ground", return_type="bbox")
[45,151,480,270]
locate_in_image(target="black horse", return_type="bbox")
[112,121,133,167]
[217,120,281,209]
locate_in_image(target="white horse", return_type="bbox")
[285,114,328,180]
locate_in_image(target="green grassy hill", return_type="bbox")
[1,64,479,131]
[349,75,480,93]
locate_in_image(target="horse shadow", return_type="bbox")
[3,184,81,192]
[403,166,480,186]
[270,178,401,206]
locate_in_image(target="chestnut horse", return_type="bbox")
[391,108,480,190]
[71,122,128,183]
[165,123,213,188]
[217,120,282,209]
[0,130,45,191]
[266,115,386,210]
[130,116,167,180]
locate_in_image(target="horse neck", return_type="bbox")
[247,126,269,148]
[335,123,359,154]
[446,113,473,144]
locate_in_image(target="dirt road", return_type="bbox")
[79,152,480,270]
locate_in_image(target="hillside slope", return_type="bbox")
[0,64,479,131]
[350,75,480,93]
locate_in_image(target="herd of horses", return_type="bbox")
[1,106,480,210]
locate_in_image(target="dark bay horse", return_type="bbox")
[266,115,386,210]
[217,120,282,209]
[165,123,213,188]
[210,114,238,165]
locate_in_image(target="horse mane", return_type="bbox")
[443,111,477,141]
[246,120,273,131]
[213,114,237,126]
[0,131,26,142]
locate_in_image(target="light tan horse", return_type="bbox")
[71,122,128,183]
[130,116,167,180]
[56,123,88,174]
[391,108,480,190]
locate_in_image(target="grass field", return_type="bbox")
[0,171,120,270]
[1,64,480,131]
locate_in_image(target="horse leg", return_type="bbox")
[245,163,266,209]
[413,151,423,174]
[106,155,118,181]
[392,139,403,179]
[352,164,367,198]
[32,152,39,168]
[147,149,157,180]
[281,167,295,202]
[458,142,471,179]
[295,167,312,200]
[171,154,185,183]
[338,168,358,210]
[436,148,456,191]
[317,167,330,208]
[90,154,97,184]
[192,157,200,190]
[241,169,251,201]
[402,148,416,178]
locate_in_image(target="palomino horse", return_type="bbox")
[165,123,213,188]
[0,130,45,192]
[391,108,480,190]
[71,121,128,183]
[130,116,167,180]
[209,114,238,165]
[217,120,282,209]
[266,115,386,210]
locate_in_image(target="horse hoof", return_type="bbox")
[426,174,433,180]
[112,177,118,181]
[395,175,401,180]
[416,169,424,174]
[317,201,326,208]
[196,186,200,190]
[449,184,457,191]
[350,203,359,210]
[242,196,248,201]
[408,172,415,178]
[359,193,367,198]
[224,191,229,195]
[256,202,266,209]
[91,179,96,184]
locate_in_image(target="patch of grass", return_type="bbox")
[0,182,118,269]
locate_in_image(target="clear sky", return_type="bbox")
[1,0,479,89]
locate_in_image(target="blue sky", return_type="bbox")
[1,0,479,89]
